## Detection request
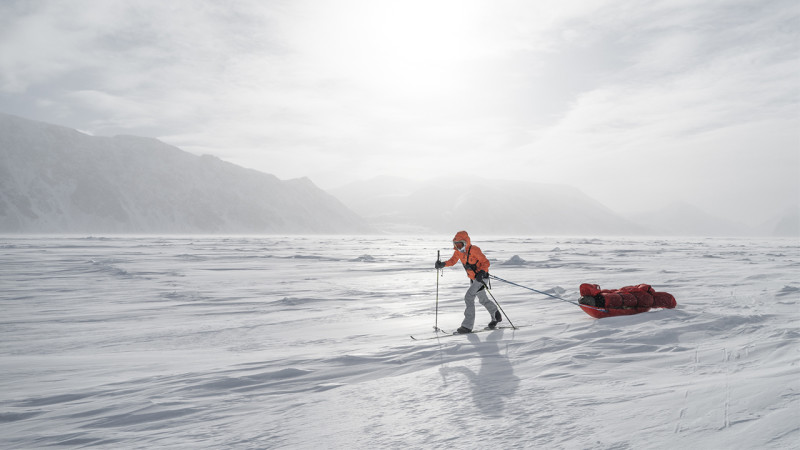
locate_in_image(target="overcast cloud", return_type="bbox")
[1,0,798,225]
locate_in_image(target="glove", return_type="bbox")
[435,260,445,269]
[475,270,488,282]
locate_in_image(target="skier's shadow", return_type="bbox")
[439,331,520,416]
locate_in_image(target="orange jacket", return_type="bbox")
[443,230,490,280]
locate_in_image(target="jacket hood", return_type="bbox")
[453,230,471,247]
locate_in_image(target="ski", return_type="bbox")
[410,326,522,340]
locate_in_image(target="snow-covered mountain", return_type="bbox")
[330,176,646,235]
[0,113,370,234]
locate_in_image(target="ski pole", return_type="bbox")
[435,250,440,331]
[481,280,517,329]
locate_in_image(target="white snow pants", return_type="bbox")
[461,278,498,330]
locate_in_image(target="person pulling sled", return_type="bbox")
[435,231,502,334]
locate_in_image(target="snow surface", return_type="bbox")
[1,235,798,448]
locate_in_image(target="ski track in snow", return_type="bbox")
[0,235,798,448]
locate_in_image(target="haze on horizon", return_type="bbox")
[1,0,797,226]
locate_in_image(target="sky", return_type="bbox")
[1,0,798,225]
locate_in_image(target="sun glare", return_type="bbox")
[324,1,486,96]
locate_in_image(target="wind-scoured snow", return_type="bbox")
[1,236,798,448]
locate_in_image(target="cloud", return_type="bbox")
[0,0,797,223]
[509,1,799,204]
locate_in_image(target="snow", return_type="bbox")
[1,235,798,448]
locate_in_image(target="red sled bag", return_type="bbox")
[630,290,654,308]
[619,292,638,307]
[601,292,623,309]
[580,283,602,297]
[578,283,677,318]
[652,292,677,309]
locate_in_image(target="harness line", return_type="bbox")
[489,274,580,306]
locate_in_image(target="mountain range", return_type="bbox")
[1,113,796,237]
[329,176,645,235]
[0,113,369,234]
[330,177,798,237]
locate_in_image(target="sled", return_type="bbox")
[579,304,650,319]
[578,283,676,319]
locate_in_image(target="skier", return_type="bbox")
[435,231,502,334]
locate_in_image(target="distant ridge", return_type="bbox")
[330,176,645,235]
[0,113,370,234]
[330,176,799,237]
[623,202,752,237]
